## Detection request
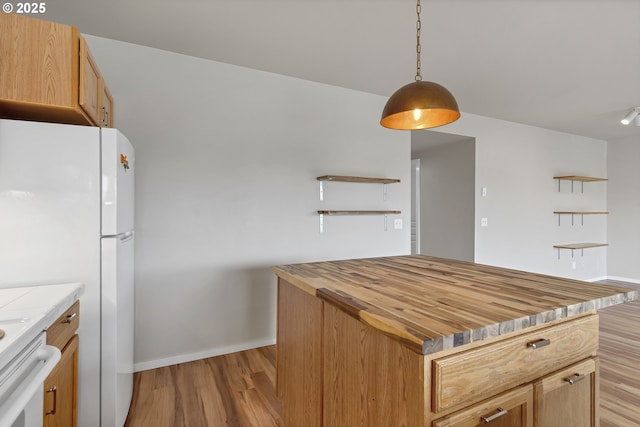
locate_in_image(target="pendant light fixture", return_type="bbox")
[381,0,460,130]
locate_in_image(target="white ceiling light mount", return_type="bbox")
[621,107,640,126]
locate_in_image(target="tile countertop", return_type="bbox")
[272,255,638,355]
[0,283,84,369]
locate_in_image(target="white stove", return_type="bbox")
[0,283,83,427]
[0,312,45,366]
[0,288,48,371]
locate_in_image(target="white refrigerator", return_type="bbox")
[0,119,135,427]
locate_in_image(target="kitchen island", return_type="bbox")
[272,255,637,427]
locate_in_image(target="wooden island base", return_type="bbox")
[273,256,637,427]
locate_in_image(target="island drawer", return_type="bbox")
[47,300,80,350]
[432,314,598,414]
[432,384,534,427]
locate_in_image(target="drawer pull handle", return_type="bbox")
[481,407,508,423]
[565,373,586,385]
[46,386,57,415]
[63,312,77,323]
[527,338,550,349]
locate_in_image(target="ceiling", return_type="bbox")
[42,0,640,141]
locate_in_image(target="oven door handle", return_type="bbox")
[0,344,61,427]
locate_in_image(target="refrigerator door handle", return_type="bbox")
[119,231,134,242]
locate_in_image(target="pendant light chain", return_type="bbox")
[415,0,422,82]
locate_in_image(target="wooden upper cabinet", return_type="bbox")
[79,36,102,125]
[0,13,114,127]
[100,82,114,127]
[0,13,77,107]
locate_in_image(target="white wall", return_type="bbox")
[84,35,410,370]
[82,33,615,370]
[437,113,608,280]
[607,135,640,282]
[412,138,475,261]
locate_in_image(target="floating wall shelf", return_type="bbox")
[317,210,401,216]
[317,175,400,201]
[317,175,401,184]
[316,175,401,233]
[553,211,609,214]
[553,175,608,193]
[553,175,609,261]
[553,176,608,182]
[553,243,608,259]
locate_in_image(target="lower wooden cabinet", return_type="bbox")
[44,300,80,427]
[433,385,534,427]
[432,315,598,414]
[44,335,79,427]
[432,358,599,427]
[534,358,598,427]
[277,280,601,427]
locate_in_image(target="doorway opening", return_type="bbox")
[411,130,476,262]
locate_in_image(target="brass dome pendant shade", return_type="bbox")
[380,81,460,130]
[380,0,460,130]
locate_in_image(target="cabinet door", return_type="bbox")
[44,335,79,427]
[0,13,78,107]
[99,80,114,127]
[79,36,102,125]
[433,385,533,427]
[534,358,598,427]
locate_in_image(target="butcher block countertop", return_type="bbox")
[272,255,637,355]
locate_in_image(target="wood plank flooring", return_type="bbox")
[124,280,640,427]
[597,280,640,427]
[124,346,282,427]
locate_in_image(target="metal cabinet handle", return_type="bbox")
[46,386,57,415]
[526,338,551,349]
[63,312,77,324]
[481,407,508,423]
[564,373,586,385]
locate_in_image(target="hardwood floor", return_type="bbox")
[598,280,640,427]
[124,346,282,427]
[125,281,640,427]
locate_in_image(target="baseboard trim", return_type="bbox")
[134,337,277,372]
[586,276,609,282]
[605,275,640,285]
